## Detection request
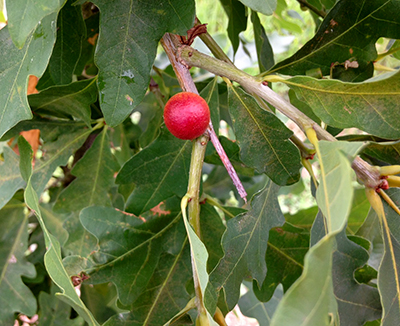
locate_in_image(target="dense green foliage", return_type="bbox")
[1,0,400,325]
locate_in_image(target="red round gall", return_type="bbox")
[163,92,210,140]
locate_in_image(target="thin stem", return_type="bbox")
[187,135,209,236]
[296,0,326,18]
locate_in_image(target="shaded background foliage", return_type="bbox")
[0,0,399,325]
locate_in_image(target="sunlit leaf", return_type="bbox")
[6,0,63,48]
[92,0,195,126]
[228,86,301,185]
[0,200,37,324]
[239,0,276,15]
[270,0,400,78]
[286,72,400,139]
[0,14,57,137]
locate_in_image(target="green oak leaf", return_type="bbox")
[251,10,274,73]
[0,148,26,210]
[239,282,283,326]
[38,286,85,326]
[6,0,64,48]
[0,13,57,138]
[54,128,119,213]
[47,0,86,85]
[333,230,382,325]
[92,0,195,126]
[219,0,247,53]
[270,0,400,77]
[285,71,400,139]
[102,247,192,326]
[254,223,309,302]
[117,127,192,215]
[18,136,100,326]
[80,206,184,306]
[239,0,276,15]
[377,188,400,325]
[0,200,37,324]
[29,79,97,126]
[228,86,301,185]
[270,140,364,325]
[209,179,285,310]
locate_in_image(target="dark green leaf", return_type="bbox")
[210,179,285,310]
[38,286,85,326]
[0,148,26,210]
[0,200,37,324]
[54,128,119,213]
[239,282,283,326]
[285,71,400,139]
[92,0,195,126]
[200,203,226,272]
[228,86,301,185]
[0,14,57,138]
[270,0,400,77]
[251,10,274,73]
[80,206,183,305]
[117,127,192,215]
[6,0,63,48]
[255,224,309,302]
[219,0,247,53]
[29,78,97,125]
[47,0,86,85]
[333,230,382,325]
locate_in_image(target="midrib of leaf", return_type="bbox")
[380,212,400,314]
[316,146,332,233]
[267,242,304,268]
[284,79,400,96]
[0,34,33,126]
[34,128,92,173]
[269,0,391,74]
[143,237,188,325]
[85,213,182,273]
[230,86,294,178]
[88,128,107,206]
[300,270,332,326]
[0,214,28,294]
[111,0,133,121]
[219,182,272,288]
[32,78,97,108]
[140,141,191,214]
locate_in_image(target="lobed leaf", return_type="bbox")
[80,205,184,306]
[0,200,37,324]
[210,179,285,310]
